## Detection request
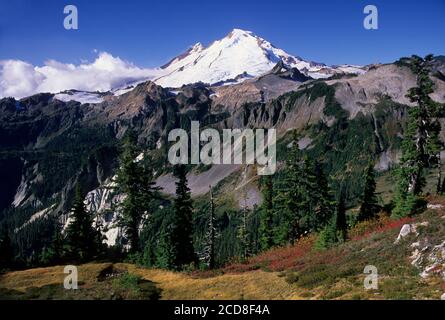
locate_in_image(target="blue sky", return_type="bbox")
[0,0,444,67]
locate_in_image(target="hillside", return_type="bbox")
[1,199,444,300]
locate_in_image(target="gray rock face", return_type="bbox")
[374,149,401,172]
[395,221,429,243]
[328,65,417,118]
[210,73,304,112]
[156,164,241,196]
[395,224,414,243]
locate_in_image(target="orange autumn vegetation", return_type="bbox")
[223,236,316,273]
[349,215,414,241]
[220,214,415,275]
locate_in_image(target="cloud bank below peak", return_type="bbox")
[0,52,161,99]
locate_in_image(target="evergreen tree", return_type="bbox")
[316,218,338,250]
[114,131,160,253]
[312,161,336,230]
[259,175,275,251]
[238,199,251,261]
[40,220,65,265]
[115,131,142,252]
[274,134,305,244]
[295,156,316,235]
[440,177,445,195]
[275,134,334,244]
[65,185,100,262]
[93,218,107,257]
[171,164,196,268]
[0,225,14,270]
[203,186,217,269]
[316,187,347,249]
[357,163,380,222]
[393,55,441,217]
[249,205,261,255]
[336,188,348,242]
[155,226,176,269]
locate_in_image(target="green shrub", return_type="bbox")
[111,272,161,300]
[113,272,141,293]
[287,264,335,289]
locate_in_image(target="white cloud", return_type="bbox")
[0,52,161,99]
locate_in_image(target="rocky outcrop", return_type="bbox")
[394,222,429,243]
[411,239,445,280]
[62,177,124,247]
[395,218,445,281]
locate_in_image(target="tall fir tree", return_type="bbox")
[357,163,380,222]
[393,55,442,217]
[312,161,336,230]
[274,133,305,244]
[155,226,176,270]
[171,164,196,268]
[297,156,317,233]
[114,131,160,253]
[65,184,101,262]
[40,220,65,265]
[238,196,251,261]
[203,186,217,269]
[275,133,334,244]
[336,187,348,242]
[316,188,347,249]
[259,175,275,251]
[440,177,445,195]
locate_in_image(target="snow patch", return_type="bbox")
[54,91,106,104]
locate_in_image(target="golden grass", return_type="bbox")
[0,262,304,300]
[120,263,301,300]
[0,261,441,300]
[0,263,112,292]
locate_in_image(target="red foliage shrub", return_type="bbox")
[201,214,419,277]
[223,236,315,273]
[350,216,414,241]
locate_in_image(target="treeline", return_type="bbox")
[256,139,380,252]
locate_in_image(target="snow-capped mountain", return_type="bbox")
[39,28,367,103]
[154,28,365,88]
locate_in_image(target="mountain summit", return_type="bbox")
[154,28,365,88]
[0,28,366,100]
